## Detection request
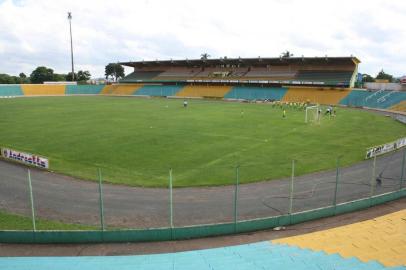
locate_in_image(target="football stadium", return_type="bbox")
[1,1,406,269]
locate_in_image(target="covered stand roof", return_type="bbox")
[119,56,360,68]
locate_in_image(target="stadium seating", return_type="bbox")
[283,87,351,104]
[65,85,105,95]
[390,101,406,112]
[339,89,371,107]
[176,85,232,98]
[295,70,353,86]
[224,86,287,100]
[100,84,144,95]
[121,71,163,82]
[273,209,406,267]
[1,239,403,269]
[134,84,184,96]
[21,85,66,95]
[339,89,406,109]
[0,85,23,96]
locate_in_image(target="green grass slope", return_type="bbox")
[0,96,405,187]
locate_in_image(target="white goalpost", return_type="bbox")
[305,105,320,123]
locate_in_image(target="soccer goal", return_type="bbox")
[305,105,320,123]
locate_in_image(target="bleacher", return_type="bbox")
[295,70,354,86]
[339,89,406,109]
[283,87,351,104]
[1,83,405,114]
[2,210,405,269]
[65,85,105,95]
[120,71,163,82]
[134,84,183,96]
[224,86,287,100]
[176,85,232,98]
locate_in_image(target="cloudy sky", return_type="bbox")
[0,0,405,78]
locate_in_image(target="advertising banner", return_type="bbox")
[1,148,49,169]
[365,137,406,159]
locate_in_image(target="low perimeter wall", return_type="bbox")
[0,189,404,244]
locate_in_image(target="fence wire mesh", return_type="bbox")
[1,149,405,231]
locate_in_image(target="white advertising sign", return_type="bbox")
[365,137,406,159]
[1,148,49,169]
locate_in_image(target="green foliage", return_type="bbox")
[376,69,394,82]
[0,210,95,230]
[66,70,91,82]
[0,73,29,84]
[362,74,375,83]
[281,50,293,58]
[200,53,211,60]
[29,66,55,84]
[0,97,404,187]
[105,63,125,81]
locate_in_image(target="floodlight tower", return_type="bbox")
[67,12,75,81]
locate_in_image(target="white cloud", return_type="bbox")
[0,0,405,78]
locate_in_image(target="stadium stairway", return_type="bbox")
[283,86,351,104]
[273,209,406,267]
[224,86,287,100]
[0,85,23,96]
[176,85,232,98]
[1,211,404,270]
[65,85,105,95]
[21,84,65,95]
[134,84,184,96]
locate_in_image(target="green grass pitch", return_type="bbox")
[0,96,405,187]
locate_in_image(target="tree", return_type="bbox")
[362,74,375,83]
[200,53,210,60]
[30,66,54,84]
[52,73,66,81]
[66,72,77,81]
[105,63,125,82]
[19,73,26,79]
[281,50,293,58]
[77,70,91,81]
[375,69,394,82]
[0,74,16,84]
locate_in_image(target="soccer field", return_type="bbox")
[0,96,405,187]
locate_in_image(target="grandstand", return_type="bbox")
[119,56,360,87]
[1,56,406,113]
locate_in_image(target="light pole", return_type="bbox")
[67,12,75,81]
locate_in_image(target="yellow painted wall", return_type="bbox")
[21,85,66,96]
[110,84,143,95]
[176,85,232,98]
[282,87,350,105]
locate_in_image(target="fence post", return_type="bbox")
[97,168,105,231]
[370,156,377,200]
[400,148,406,190]
[289,160,295,215]
[27,169,36,231]
[333,156,341,207]
[234,165,240,232]
[169,168,173,228]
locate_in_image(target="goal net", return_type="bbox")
[305,105,320,123]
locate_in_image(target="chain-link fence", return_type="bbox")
[1,149,405,231]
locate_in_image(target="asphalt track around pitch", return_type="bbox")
[0,148,404,229]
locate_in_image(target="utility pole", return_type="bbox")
[67,12,75,81]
